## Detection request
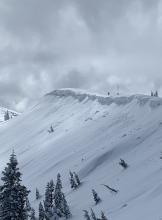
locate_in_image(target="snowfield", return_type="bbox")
[0,89,162,219]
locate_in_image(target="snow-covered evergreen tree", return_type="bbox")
[4,110,10,121]
[30,208,36,220]
[92,189,101,205]
[44,182,53,216]
[36,188,41,200]
[49,179,55,200]
[39,202,45,220]
[73,172,81,186]
[26,197,32,213]
[101,211,108,220]
[0,152,30,219]
[155,91,158,97]
[83,210,91,220]
[69,171,77,189]
[91,208,97,220]
[54,173,71,218]
[54,173,63,214]
[62,193,71,219]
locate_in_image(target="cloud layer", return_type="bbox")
[0,0,162,111]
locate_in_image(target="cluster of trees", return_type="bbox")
[0,152,111,220]
[151,91,158,97]
[0,153,71,220]
[69,171,81,190]
[83,209,108,220]
[38,173,71,220]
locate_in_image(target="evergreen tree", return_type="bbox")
[44,181,54,217]
[69,171,77,189]
[73,172,81,186]
[151,91,154,96]
[30,208,36,220]
[119,159,128,169]
[91,208,97,220]
[155,91,158,97]
[83,210,91,220]
[4,110,10,121]
[49,179,55,200]
[62,193,71,219]
[36,188,41,200]
[54,173,71,218]
[0,152,30,220]
[39,202,45,220]
[54,173,63,214]
[26,197,32,216]
[101,211,108,220]
[92,189,101,205]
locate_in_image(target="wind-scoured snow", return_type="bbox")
[0,88,162,219]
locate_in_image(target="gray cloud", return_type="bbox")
[0,0,161,111]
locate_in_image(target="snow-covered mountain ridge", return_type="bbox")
[47,88,162,108]
[0,89,162,220]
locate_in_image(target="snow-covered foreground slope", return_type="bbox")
[0,89,162,219]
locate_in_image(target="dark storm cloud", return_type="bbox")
[0,0,161,111]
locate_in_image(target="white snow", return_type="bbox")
[0,88,162,219]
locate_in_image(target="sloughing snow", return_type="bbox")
[0,88,162,220]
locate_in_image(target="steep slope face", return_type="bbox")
[0,89,162,220]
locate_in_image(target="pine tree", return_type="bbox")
[91,208,97,220]
[39,202,45,220]
[54,173,71,218]
[92,189,101,205]
[69,171,77,189]
[49,179,55,200]
[4,110,10,121]
[119,159,128,169]
[62,193,71,219]
[44,181,54,216]
[0,152,30,219]
[30,208,36,220]
[151,91,154,96]
[26,197,32,215]
[83,210,91,220]
[101,211,108,220]
[36,188,41,200]
[73,172,81,186]
[155,91,158,97]
[54,173,63,214]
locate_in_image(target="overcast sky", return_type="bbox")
[0,0,162,111]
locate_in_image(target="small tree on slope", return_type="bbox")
[36,188,41,200]
[69,171,77,189]
[30,208,36,220]
[4,110,10,121]
[0,152,30,219]
[83,210,91,220]
[44,181,57,219]
[92,189,101,205]
[73,172,81,186]
[54,173,71,218]
[39,202,45,220]
[101,211,108,220]
[91,208,97,220]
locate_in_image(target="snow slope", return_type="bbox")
[0,89,162,219]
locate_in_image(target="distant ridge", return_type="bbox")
[46,88,162,108]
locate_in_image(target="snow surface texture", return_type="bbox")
[0,88,162,219]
